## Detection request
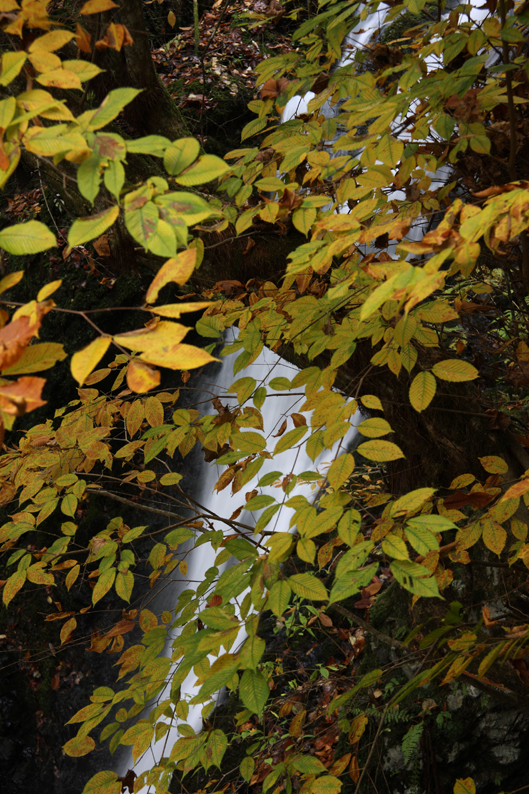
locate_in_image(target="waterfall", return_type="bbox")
[118,339,358,791]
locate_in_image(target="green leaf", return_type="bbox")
[77,154,104,203]
[206,729,227,769]
[228,377,256,403]
[82,88,141,131]
[289,573,328,601]
[174,154,230,186]
[241,117,266,141]
[164,137,200,175]
[0,220,56,254]
[267,579,291,617]
[406,515,457,533]
[309,776,342,794]
[63,734,96,758]
[327,453,355,490]
[269,377,291,390]
[390,488,436,517]
[127,135,171,156]
[92,568,116,605]
[240,757,255,783]
[239,634,266,670]
[391,560,441,598]
[120,720,154,762]
[293,756,327,774]
[328,563,378,605]
[265,532,294,562]
[405,524,439,556]
[68,206,119,248]
[115,570,134,602]
[104,160,125,199]
[382,534,409,560]
[245,494,276,511]
[82,771,121,794]
[274,426,308,455]
[297,537,316,563]
[239,669,269,714]
[328,668,382,713]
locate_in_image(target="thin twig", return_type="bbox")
[353,703,389,794]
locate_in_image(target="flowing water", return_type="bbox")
[118,340,358,790]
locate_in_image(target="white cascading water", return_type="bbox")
[120,0,492,787]
[119,340,358,791]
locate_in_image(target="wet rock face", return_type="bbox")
[378,690,529,794]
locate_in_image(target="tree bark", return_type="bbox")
[87,0,187,139]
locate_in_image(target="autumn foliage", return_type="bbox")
[1,0,529,792]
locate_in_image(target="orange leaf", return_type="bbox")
[76,23,91,53]
[0,375,45,415]
[0,315,40,370]
[502,479,529,501]
[126,359,160,393]
[145,249,197,303]
[60,617,77,645]
[482,606,497,628]
[349,755,360,783]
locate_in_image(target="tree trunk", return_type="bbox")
[87,0,187,139]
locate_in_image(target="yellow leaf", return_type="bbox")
[141,342,218,371]
[60,616,77,644]
[481,518,506,556]
[147,301,212,318]
[146,248,197,303]
[0,270,23,296]
[63,734,95,757]
[479,455,508,475]
[357,417,393,438]
[114,320,189,352]
[0,52,26,86]
[349,713,368,745]
[144,395,164,427]
[357,440,404,462]
[168,9,176,26]
[453,777,476,794]
[36,70,83,90]
[80,0,118,13]
[360,394,383,411]
[37,279,61,301]
[71,336,112,385]
[431,359,478,382]
[29,30,76,52]
[409,371,436,412]
[390,488,436,517]
[28,50,61,73]
[126,359,160,393]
